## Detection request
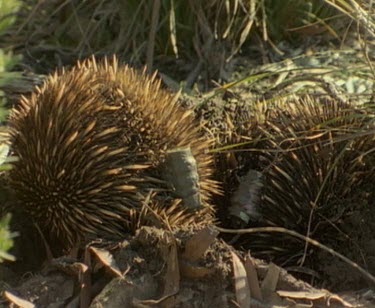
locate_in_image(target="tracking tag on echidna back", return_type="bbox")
[163,147,202,210]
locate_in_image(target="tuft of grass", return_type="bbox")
[260,0,340,42]
[0,2,22,262]
[0,0,20,34]
[0,214,16,262]
[0,0,372,89]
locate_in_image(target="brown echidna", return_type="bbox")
[224,96,375,272]
[8,56,219,250]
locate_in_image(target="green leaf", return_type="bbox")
[0,213,17,262]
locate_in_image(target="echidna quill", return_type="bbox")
[226,96,375,267]
[8,56,219,250]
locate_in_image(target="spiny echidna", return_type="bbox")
[224,96,375,270]
[8,56,219,250]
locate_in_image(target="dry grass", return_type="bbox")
[0,0,372,87]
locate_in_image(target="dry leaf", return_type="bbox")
[182,226,218,262]
[277,289,354,307]
[277,290,328,300]
[160,233,179,308]
[277,289,354,308]
[261,263,283,305]
[80,247,93,308]
[261,263,280,291]
[179,260,216,278]
[4,291,35,308]
[231,251,251,308]
[327,293,355,307]
[163,234,180,294]
[244,253,262,301]
[89,246,122,277]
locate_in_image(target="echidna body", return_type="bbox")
[226,96,375,265]
[9,56,219,249]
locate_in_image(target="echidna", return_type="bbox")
[224,96,375,270]
[8,56,219,250]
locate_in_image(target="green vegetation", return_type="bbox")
[0,0,22,263]
[0,214,16,262]
[0,0,20,35]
